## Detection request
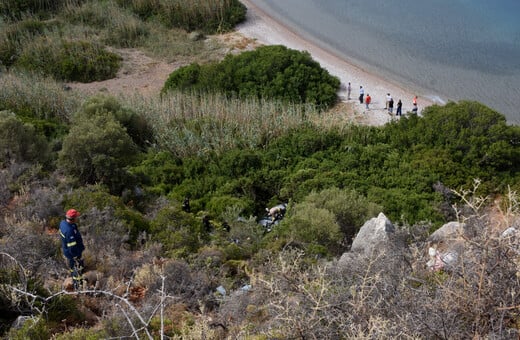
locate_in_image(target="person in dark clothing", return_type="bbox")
[59,209,85,290]
[182,197,190,213]
[202,215,212,232]
[396,99,402,116]
[388,98,394,114]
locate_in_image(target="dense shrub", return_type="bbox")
[163,45,340,109]
[58,113,139,194]
[4,317,50,340]
[63,185,150,246]
[273,202,342,257]
[303,187,382,243]
[0,111,49,166]
[76,95,154,149]
[149,204,204,258]
[143,102,519,226]
[15,39,121,82]
[118,0,246,33]
[0,0,81,19]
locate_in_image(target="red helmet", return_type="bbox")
[66,209,80,219]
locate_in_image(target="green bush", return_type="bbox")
[163,45,340,109]
[62,185,149,246]
[0,111,49,166]
[149,204,203,258]
[76,95,154,149]
[274,202,342,256]
[46,295,85,327]
[5,317,49,340]
[303,187,382,242]
[15,39,122,82]
[58,113,139,194]
[53,327,107,340]
[206,195,252,218]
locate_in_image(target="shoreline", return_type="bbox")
[236,0,435,126]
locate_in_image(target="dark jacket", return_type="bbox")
[59,220,85,259]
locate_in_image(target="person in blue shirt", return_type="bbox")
[59,209,85,290]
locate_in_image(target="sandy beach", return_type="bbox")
[236,0,434,126]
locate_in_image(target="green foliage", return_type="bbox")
[15,39,122,82]
[130,151,184,195]
[274,202,342,256]
[76,95,154,149]
[162,45,340,109]
[63,184,150,244]
[206,196,252,218]
[0,18,59,68]
[0,71,80,123]
[58,113,139,194]
[142,101,519,228]
[5,317,49,340]
[0,0,78,19]
[0,111,49,166]
[303,187,382,242]
[149,204,204,258]
[118,0,246,33]
[46,295,85,326]
[53,327,107,340]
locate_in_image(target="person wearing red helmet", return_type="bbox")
[59,209,85,290]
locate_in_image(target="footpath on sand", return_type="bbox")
[237,0,435,126]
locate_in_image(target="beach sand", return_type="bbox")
[236,0,434,126]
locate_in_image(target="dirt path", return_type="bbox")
[66,49,184,97]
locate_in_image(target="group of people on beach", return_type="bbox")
[346,82,418,116]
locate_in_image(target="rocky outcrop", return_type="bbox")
[426,221,466,271]
[350,212,395,256]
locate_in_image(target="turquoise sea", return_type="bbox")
[248,0,520,123]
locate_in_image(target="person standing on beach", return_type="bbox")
[388,97,394,114]
[412,96,418,114]
[347,82,351,100]
[359,86,364,104]
[365,94,371,109]
[386,93,391,110]
[396,99,402,116]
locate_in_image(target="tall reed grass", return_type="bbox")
[123,91,323,158]
[0,71,80,122]
[118,0,245,33]
[0,0,84,18]
[160,0,245,33]
[62,1,149,48]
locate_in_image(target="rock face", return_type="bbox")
[426,221,466,271]
[350,212,395,256]
[427,221,465,243]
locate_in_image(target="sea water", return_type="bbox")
[248,0,520,124]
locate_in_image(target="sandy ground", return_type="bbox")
[237,0,434,126]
